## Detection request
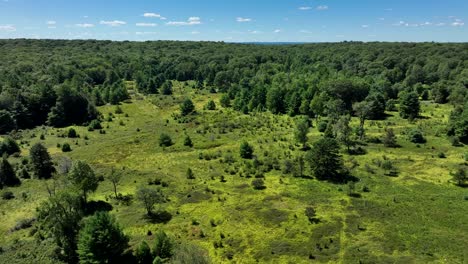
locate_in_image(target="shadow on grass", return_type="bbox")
[85,200,113,216]
[145,210,173,224]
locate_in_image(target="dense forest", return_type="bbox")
[0,40,467,138]
[0,40,467,263]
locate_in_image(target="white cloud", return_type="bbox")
[100,20,126,27]
[76,23,95,28]
[0,25,16,32]
[191,31,200,34]
[136,31,157,35]
[299,30,313,34]
[143,13,166,20]
[236,17,252,22]
[452,21,464,27]
[298,6,311,10]
[316,5,328,10]
[379,18,385,21]
[274,29,282,33]
[46,21,56,25]
[361,25,370,28]
[436,23,446,26]
[136,23,157,27]
[167,17,201,26]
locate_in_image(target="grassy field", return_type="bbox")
[0,81,467,263]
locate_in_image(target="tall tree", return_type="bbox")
[68,161,99,203]
[306,137,346,182]
[136,186,166,216]
[334,115,354,152]
[294,117,310,149]
[0,156,20,188]
[399,91,420,120]
[77,212,129,264]
[30,143,55,179]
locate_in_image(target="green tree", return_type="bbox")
[294,117,310,149]
[186,168,195,179]
[383,128,398,148]
[306,137,346,182]
[68,161,99,203]
[399,91,420,120]
[353,101,371,140]
[153,230,173,259]
[77,212,129,264]
[30,143,55,179]
[37,191,84,263]
[171,243,211,264]
[0,136,20,156]
[0,110,15,134]
[161,81,173,95]
[180,98,195,116]
[67,128,78,138]
[136,186,166,215]
[240,141,254,159]
[0,156,20,188]
[135,241,153,264]
[159,133,173,147]
[219,94,231,108]
[334,115,354,152]
[108,168,123,199]
[451,167,467,186]
[184,135,193,147]
[205,100,216,110]
[408,128,426,144]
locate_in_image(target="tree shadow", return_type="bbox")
[146,210,173,224]
[85,200,113,216]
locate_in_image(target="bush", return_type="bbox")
[252,178,265,190]
[0,137,20,156]
[317,121,328,132]
[67,128,78,138]
[205,100,216,110]
[183,135,193,147]
[134,241,152,264]
[88,119,102,130]
[180,98,195,116]
[240,141,254,159]
[408,129,426,144]
[1,190,14,200]
[153,230,173,259]
[159,133,173,147]
[62,143,72,152]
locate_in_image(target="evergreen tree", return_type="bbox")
[180,98,195,116]
[135,241,153,264]
[161,81,173,95]
[183,135,193,147]
[0,136,20,156]
[306,137,346,182]
[383,128,398,147]
[0,110,15,134]
[77,212,129,264]
[0,156,20,188]
[30,143,55,179]
[152,230,173,259]
[240,141,254,159]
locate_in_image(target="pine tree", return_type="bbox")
[30,143,55,179]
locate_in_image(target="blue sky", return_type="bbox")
[0,0,467,42]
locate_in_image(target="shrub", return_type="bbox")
[134,241,152,264]
[252,178,265,190]
[67,128,78,138]
[183,135,193,147]
[205,100,216,110]
[62,143,72,152]
[115,105,123,114]
[408,129,426,144]
[305,206,318,223]
[317,121,328,132]
[1,190,14,200]
[240,141,254,159]
[153,230,173,259]
[438,152,446,158]
[159,133,173,147]
[0,137,20,156]
[88,119,102,130]
[180,98,195,116]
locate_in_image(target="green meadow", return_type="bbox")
[1,81,466,263]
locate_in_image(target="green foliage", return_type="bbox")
[0,156,20,188]
[37,191,84,263]
[399,91,420,120]
[152,230,173,259]
[294,117,309,148]
[161,81,173,95]
[180,98,195,116]
[61,143,72,152]
[29,143,55,179]
[447,103,468,144]
[171,243,211,264]
[88,119,102,130]
[136,186,166,215]
[219,94,231,108]
[317,121,328,133]
[240,141,254,159]
[67,128,78,138]
[77,212,129,264]
[451,167,467,186]
[135,241,153,264]
[306,137,346,182]
[68,161,99,203]
[333,115,354,152]
[0,137,20,156]
[183,135,193,147]
[252,178,266,190]
[186,168,195,179]
[205,100,216,110]
[408,129,426,144]
[383,128,398,148]
[0,110,15,134]
[159,133,173,147]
